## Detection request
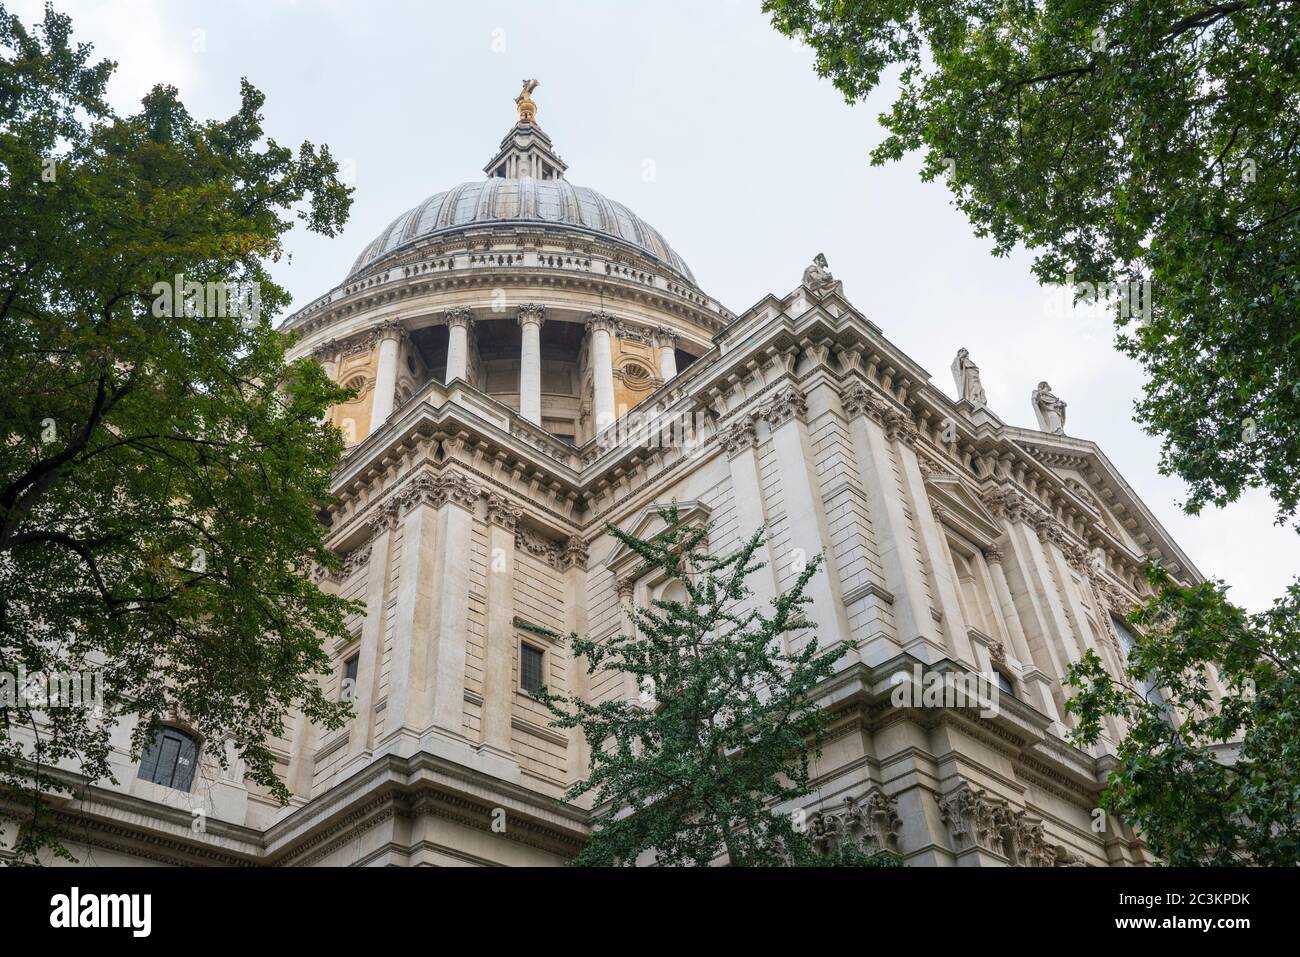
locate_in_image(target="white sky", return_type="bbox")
[26,0,1298,612]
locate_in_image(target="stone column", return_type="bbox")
[841,383,946,664]
[369,321,403,434]
[382,471,479,749]
[312,341,338,425]
[343,505,397,763]
[517,304,545,425]
[480,494,520,755]
[759,385,853,656]
[984,543,1061,727]
[561,537,590,784]
[587,312,617,434]
[444,308,473,384]
[655,327,679,380]
[720,417,780,616]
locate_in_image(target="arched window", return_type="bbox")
[138,726,199,792]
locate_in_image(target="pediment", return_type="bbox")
[923,471,1003,545]
[602,500,712,575]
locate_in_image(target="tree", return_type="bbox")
[0,4,357,861]
[529,506,898,867]
[764,0,1300,524]
[766,0,1300,865]
[1066,566,1300,865]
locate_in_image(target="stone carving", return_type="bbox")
[1031,381,1067,434]
[516,303,546,328]
[840,381,887,422]
[984,544,1004,565]
[882,410,917,446]
[399,472,480,512]
[951,348,988,408]
[443,307,473,330]
[809,788,902,856]
[938,783,1074,866]
[515,526,564,568]
[515,78,539,124]
[759,386,808,428]
[719,418,758,456]
[585,311,617,334]
[988,639,1007,665]
[981,487,1030,524]
[561,535,589,571]
[484,493,521,531]
[802,252,837,297]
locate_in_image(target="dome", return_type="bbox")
[346,177,697,287]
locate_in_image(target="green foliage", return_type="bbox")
[528,506,855,867]
[765,0,1300,523]
[0,4,357,861]
[1066,565,1300,865]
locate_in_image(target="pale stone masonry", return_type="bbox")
[10,93,1209,867]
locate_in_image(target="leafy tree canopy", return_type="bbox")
[0,3,356,861]
[1067,565,1300,865]
[765,0,1300,522]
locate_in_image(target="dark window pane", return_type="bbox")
[138,727,199,792]
[342,654,359,702]
[520,644,545,693]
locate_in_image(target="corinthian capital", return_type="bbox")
[759,386,808,428]
[444,307,474,330]
[586,311,618,334]
[516,303,546,328]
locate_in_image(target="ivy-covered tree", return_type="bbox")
[530,506,899,867]
[0,4,357,861]
[765,0,1300,524]
[1066,565,1300,865]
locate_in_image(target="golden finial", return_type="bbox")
[516,79,539,124]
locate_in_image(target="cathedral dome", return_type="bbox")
[346,177,697,287]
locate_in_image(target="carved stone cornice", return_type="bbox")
[809,787,901,857]
[484,493,522,531]
[443,307,474,330]
[719,417,758,457]
[758,386,807,428]
[517,303,546,329]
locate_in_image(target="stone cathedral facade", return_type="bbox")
[26,90,1211,867]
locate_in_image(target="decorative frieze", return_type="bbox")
[515,525,564,568]
[809,788,902,857]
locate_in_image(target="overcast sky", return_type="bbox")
[24,0,1298,611]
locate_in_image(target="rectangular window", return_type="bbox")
[341,653,359,702]
[520,643,545,693]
